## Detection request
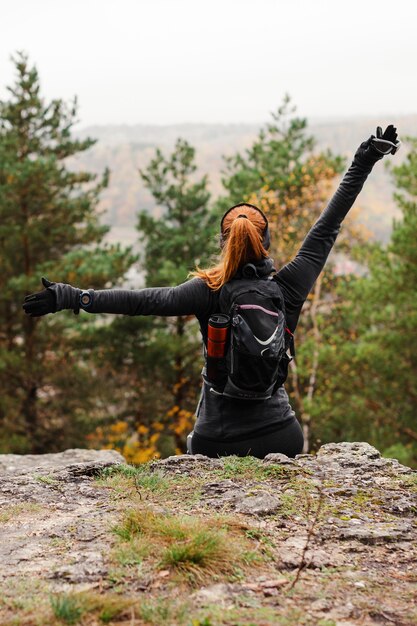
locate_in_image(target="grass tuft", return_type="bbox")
[0,502,44,523]
[49,591,134,625]
[218,455,298,481]
[49,594,83,624]
[139,598,189,625]
[97,595,133,623]
[113,538,148,566]
[162,530,221,568]
[96,462,170,495]
[220,455,264,478]
[111,508,263,584]
[98,463,139,478]
[34,475,58,485]
[112,508,146,540]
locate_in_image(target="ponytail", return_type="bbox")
[190,206,269,291]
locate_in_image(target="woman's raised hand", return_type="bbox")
[23,277,57,317]
[354,124,401,164]
[371,125,401,155]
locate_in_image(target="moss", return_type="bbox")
[216,455,300,482]
[34,475,59,485]
[398,473,417,492]
[0,502,45,523]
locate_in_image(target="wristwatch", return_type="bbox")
[80,290,93,308]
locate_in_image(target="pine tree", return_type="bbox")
[138,138,217,284]
[218,95,346,265]
[311,137,417,465]
[138,138,217,452]
[0,52,134,452]
[87,139,217,459]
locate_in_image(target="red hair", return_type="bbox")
[190,204,269,291]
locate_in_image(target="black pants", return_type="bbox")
[187,418,304,459]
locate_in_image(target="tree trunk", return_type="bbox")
[22,316,42,452]
[302,274,323,453]
[289,273,323,454]
[173,316,186,452]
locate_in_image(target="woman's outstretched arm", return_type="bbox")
[23,276,214,319]
[275,128,399,331]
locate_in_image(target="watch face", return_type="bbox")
[81,293,91,306]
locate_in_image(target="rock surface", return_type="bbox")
[152,443,417,624]
[0,448,124,588]
[155,442,415,539]
[0,442,416,625]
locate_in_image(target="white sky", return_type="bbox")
[1,0,416,127]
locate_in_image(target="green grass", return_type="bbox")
[162,530,223,568]
[2,590,178,626]
[187,604,313,626]
[96,595,134,623]
[244,528,276,560]
[96,462,171,495]
[221,455,264,476]
[99,463,140,478]
[110,508,264,585]
[49,591,134,625]
[398,473,417,492]
[49,594,83,624]
[139,598,189,625]
[112,508,146,541]
[279,490,299,517]
[218,455,297,481]
[0,502,45,523]
[113,538,148,566]
[34,475,59,485]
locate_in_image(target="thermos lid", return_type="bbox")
[208,314,230,328]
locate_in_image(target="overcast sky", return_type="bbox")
[1,0,416,127]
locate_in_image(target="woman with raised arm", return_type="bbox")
[23,126,400,459]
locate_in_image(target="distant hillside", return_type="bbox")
[73,115,417,246]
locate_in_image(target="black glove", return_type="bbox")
[354,125,400,166]
[371,124,401,155]
[23,277,57,317]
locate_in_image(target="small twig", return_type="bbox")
[133,476,143,499]
[130,605,136,625]
[288,480,325,590]
[377,611,398,624]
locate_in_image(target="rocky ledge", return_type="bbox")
[0,443,416,625]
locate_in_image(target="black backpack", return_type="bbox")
[203,273,294,400]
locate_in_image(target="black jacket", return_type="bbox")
[50,150,381,441]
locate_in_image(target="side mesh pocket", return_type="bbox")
[231,349,280,393]
[276,352,292,387]
[205,356,228,386]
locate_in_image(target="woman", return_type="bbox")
[23,125,400,459]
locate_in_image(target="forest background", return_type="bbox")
[1,53,416,466]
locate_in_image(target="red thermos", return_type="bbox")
[207,314,230,357]
[206,314,230,382]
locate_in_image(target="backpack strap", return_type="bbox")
[285,326,295,357]
[269,273,293,343]
[270,273,295,394]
